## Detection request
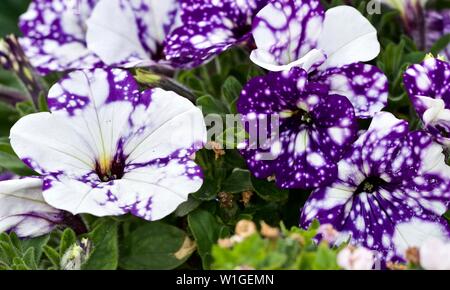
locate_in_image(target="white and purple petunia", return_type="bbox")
[300,112,450,264]
[164,0,268,69]
[19,0,181,74]
[250,0,388,118]
[19,0,103,75]
[86,0,180,68]
[9,68,206,221]
[425,10,450,60]
[404,57,450,147]
[237,67,358,189]
[0,177,64,238]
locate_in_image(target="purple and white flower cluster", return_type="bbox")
[0,0,448,268]
[234,0,449,266]
[1,0,207,237]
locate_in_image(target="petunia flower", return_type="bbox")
[19,0,103,75]
[237,67,358,189]
[86,0,180,68]
[0,177,64,238]
[9,68,206,221]
[300,112,450,264]
[403,57,450,147]
[164,0,268,69]
[250,0,388,118]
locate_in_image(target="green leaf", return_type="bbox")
[431,34,450,56]
[11,257,30,270]
[192,175,220,201]
[251,176,289,202]
[0,102,19,137]
[217,126,246,149]
[188,209,225,269]
[59,228,77,257]
[82,219,119,270]
[120,222,194,270]
[175,196,202,217]
[21,234,50,263]
[378,40,405,77]
[0,0,30,37]
[221,76,242,114]
[16,100,36,116]
[22,247,37,269]
[312,243,339,270]
[38,92,49,112]
[0,241,16,265]
[196,95,228,115]
[42,246,60,269]
[377,10,399,32]
[221,169,253,193]
[247,65,264,80]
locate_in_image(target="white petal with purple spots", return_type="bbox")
[0,177,63,238]
[250,3,380,73]
[164,0,268,68]
[249,0,324,71]
[313,63,388,118]
[19,0,102,74]
[404,58,450,147]
[248,1,386,118]
[86,0,179,68]
[300,112,450,265]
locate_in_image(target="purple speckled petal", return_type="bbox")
[86,0,179,67]
[164,0,267,68]
[10,69,142,178]
[404,58,450,146]
[10,68,206,221]
[238,67,357,189]
[300,112,450,264]
[274,93,357,189]
[250,0,324,71]
[0,177,63,238]
[42,155,203,221]
[314,63,388,118]
[237,68,309,179]
[19,0,102,74]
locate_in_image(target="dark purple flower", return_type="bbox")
[404,57,450,147]
[164,0,268,68]
[237,67,358,189]
[300,112,450,264]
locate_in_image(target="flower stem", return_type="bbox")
[0,85,28,105]
[135,68,197,103]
